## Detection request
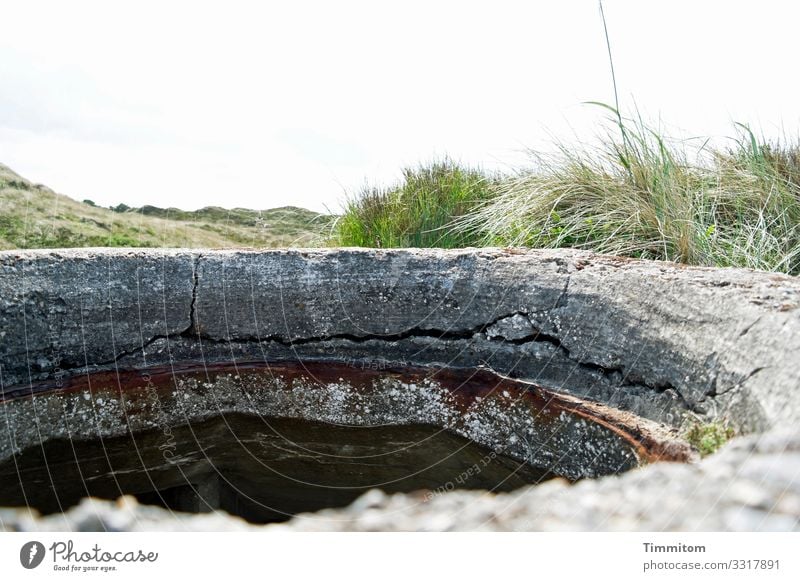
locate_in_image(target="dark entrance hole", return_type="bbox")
[0,414,553,524]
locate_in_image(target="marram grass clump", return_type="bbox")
[332,158,498,248]
[455,112,800,275]
[330,110,800,274]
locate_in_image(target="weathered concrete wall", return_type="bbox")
[0,248,193,385]
[2,248,798,431]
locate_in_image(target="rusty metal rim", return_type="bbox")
[0,360,694,464]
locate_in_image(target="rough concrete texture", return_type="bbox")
[1,247,799,531]
[0,248,192,386]
[2,248,799,430]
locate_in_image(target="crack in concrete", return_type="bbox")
[107,254,204,366]
[739,316,762,338]
[194,310,535,347]
[716,366,767,397]
[119,315,702,412]
[70,310,537,373]
[557,270,571,309]
[2,255,700,414]
[85,265,694,414]
[185,253,203,336]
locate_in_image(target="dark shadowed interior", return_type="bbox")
[0,413,553,523]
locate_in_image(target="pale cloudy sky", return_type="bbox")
[1,0,799,212]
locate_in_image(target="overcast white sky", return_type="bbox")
[1,0,799,213]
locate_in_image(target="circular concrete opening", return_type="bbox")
[13,247,791,530]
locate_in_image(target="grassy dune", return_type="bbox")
[333,113,800,275]
[0,164,330,250]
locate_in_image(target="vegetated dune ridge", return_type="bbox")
[0,163,331,250]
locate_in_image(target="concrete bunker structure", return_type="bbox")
[1,248,798,528]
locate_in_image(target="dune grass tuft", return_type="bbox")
[333,110,800,275]
[332,158,497,248]
[451,111,800,274]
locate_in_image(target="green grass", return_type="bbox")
[331,110,800,275]
[332,158,497,248]
[454,110,800,274]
